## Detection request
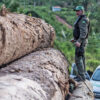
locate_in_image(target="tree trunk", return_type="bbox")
[69,80,94,100]
[0,7,55,66]
[0,48,69,100]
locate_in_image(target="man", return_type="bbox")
[71,6,90,81]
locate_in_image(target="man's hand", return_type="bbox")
[75,42,81,47]
[70,39,75,43]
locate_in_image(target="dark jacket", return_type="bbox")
[73,15,90,45]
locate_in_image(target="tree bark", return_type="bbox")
[69,80,94,100]
[0,8,55,66]
[0,48,69,100]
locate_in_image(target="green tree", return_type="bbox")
[1,0,20,11]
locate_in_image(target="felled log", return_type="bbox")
[69,80,94,100]
[0,6,55,66]
[0,48,69,100]
[0,75,48,100]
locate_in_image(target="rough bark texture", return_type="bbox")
[0,75,48,100]
[0,6,94,100]
[69,80,94,100]
[0,8,55,66]
[0,48,69,100]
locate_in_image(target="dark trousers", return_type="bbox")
[75,46,86,80]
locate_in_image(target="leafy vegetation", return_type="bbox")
[0,0,100,72]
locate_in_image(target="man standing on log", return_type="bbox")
[71,6,90,81]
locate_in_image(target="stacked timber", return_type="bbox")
[0,5,94,100]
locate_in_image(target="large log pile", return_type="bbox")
[0,6,94,100]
